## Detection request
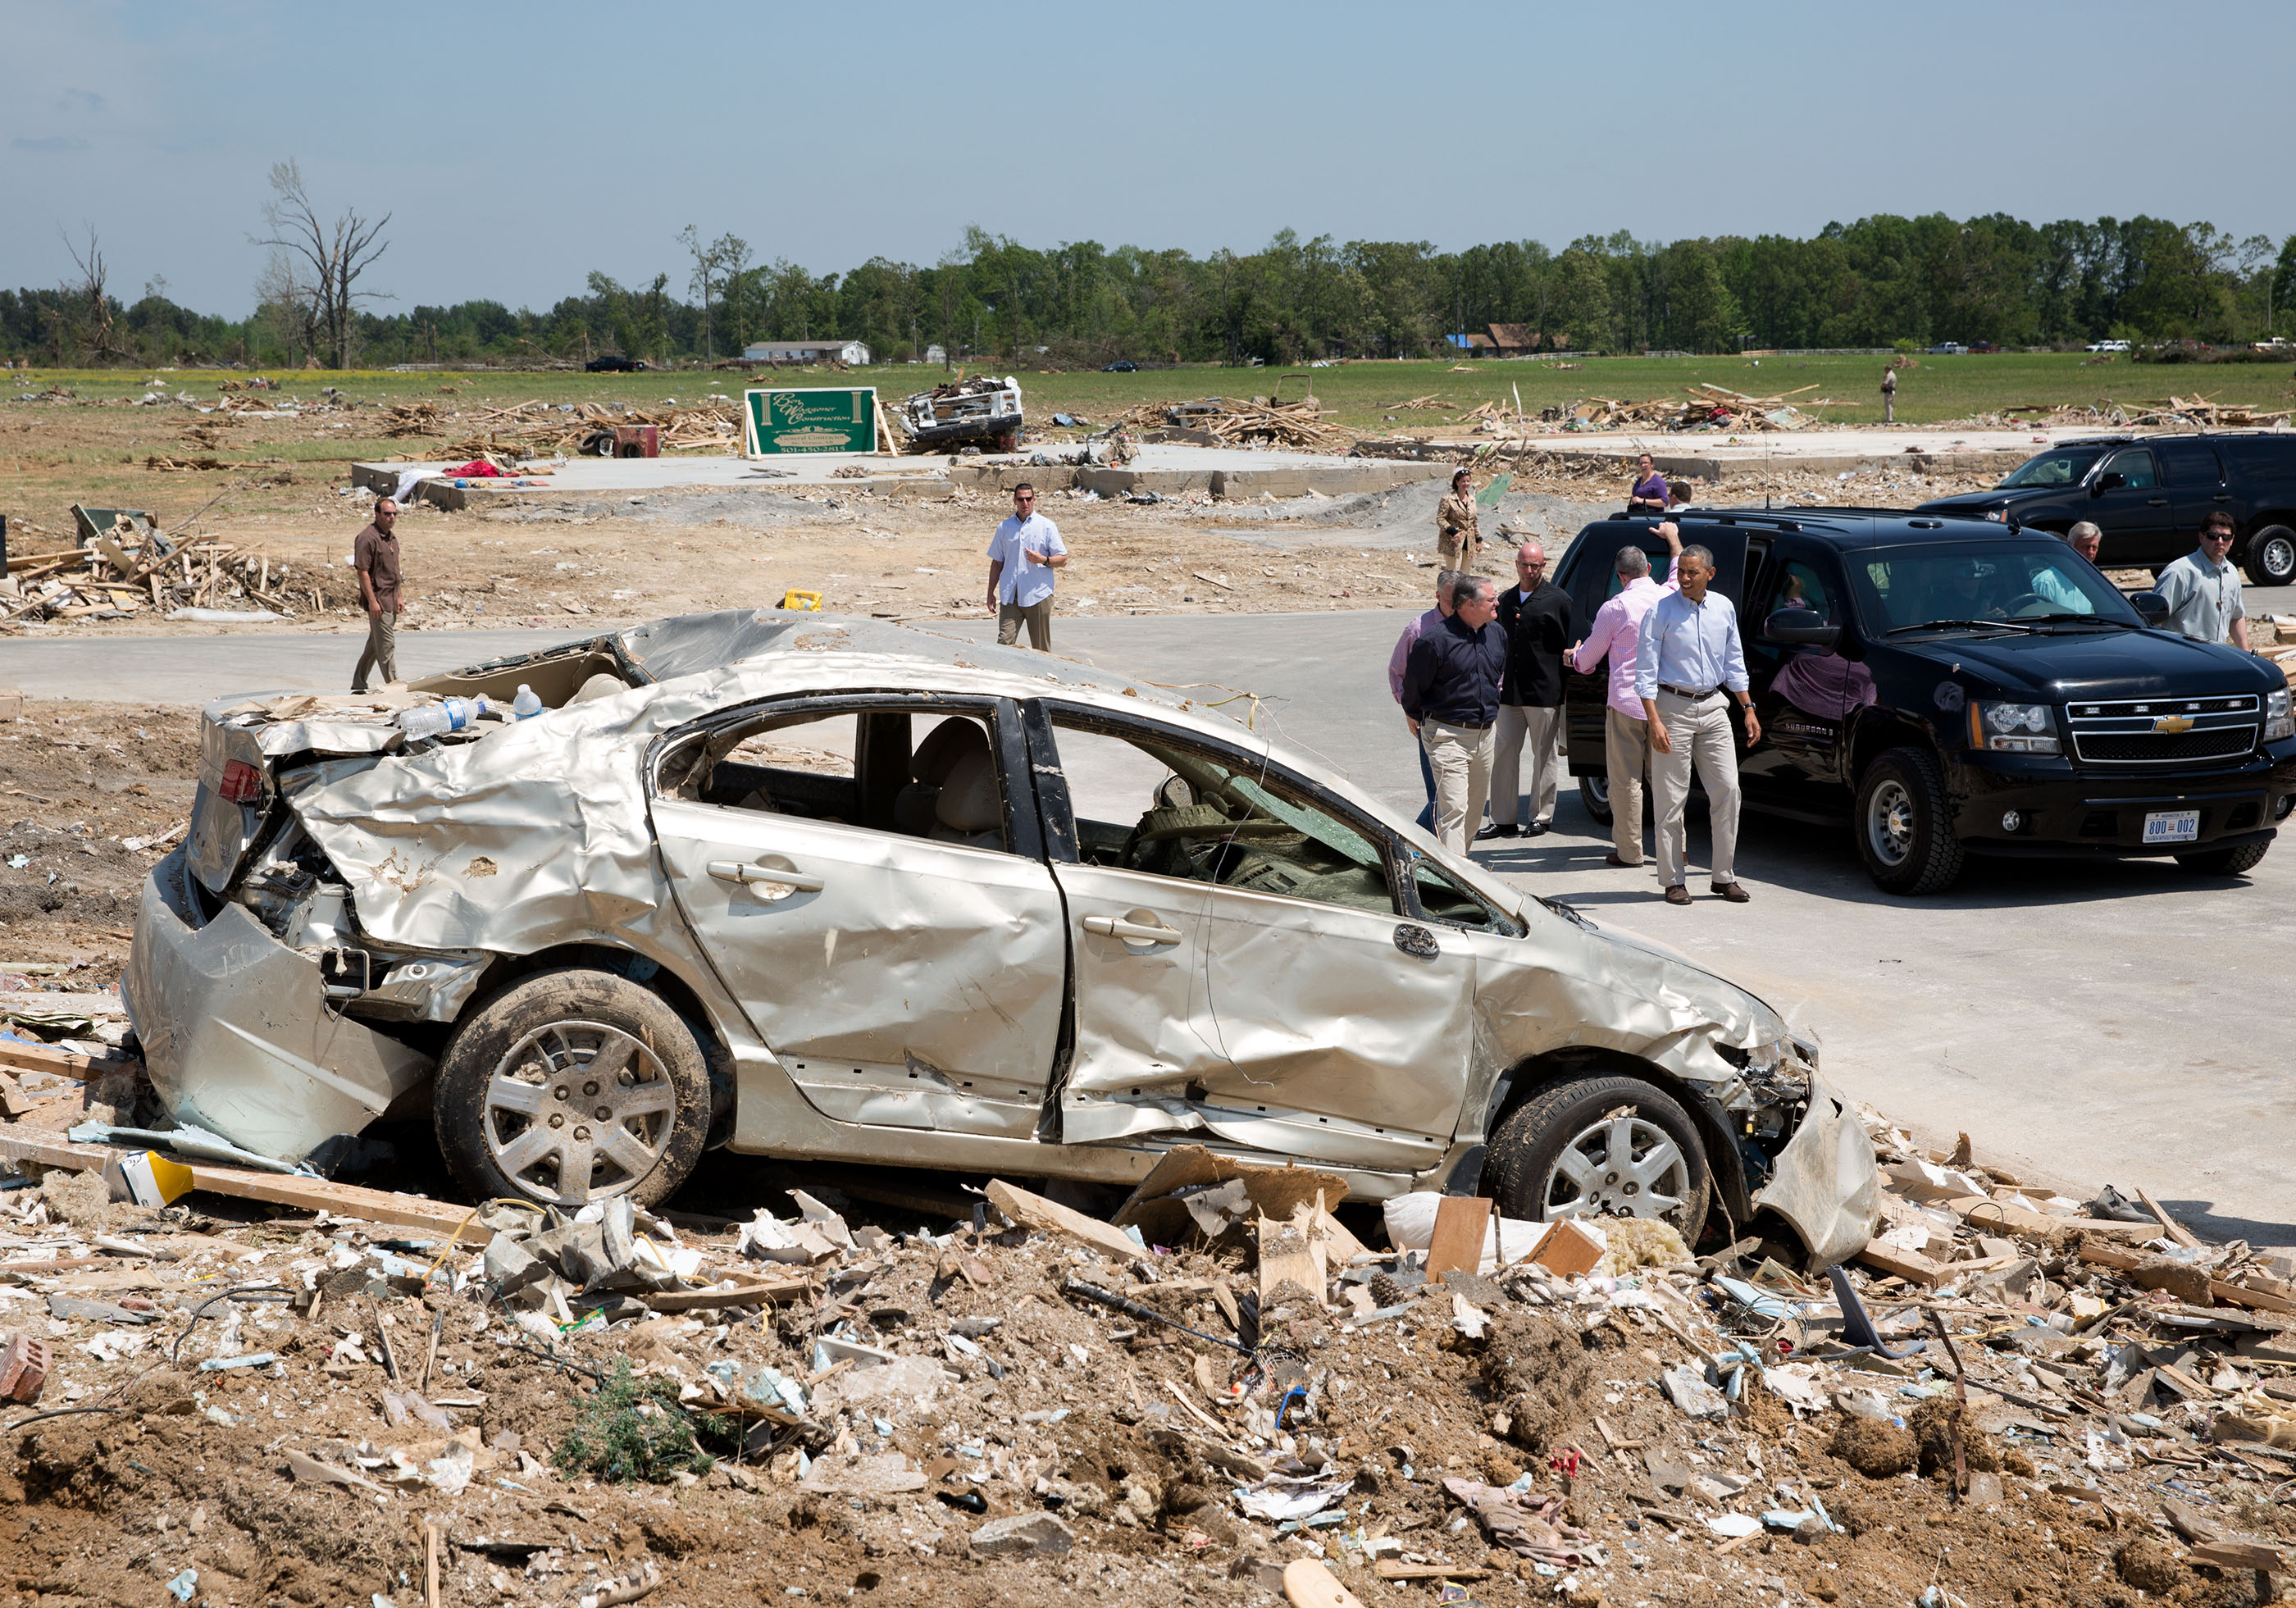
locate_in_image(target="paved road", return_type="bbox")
[3,613,2289,1244]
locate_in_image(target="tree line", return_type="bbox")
[7,191,2295,371]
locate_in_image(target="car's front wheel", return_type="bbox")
[1485,1074,1712,1242]
[1855,747,1965,895]
[2244,526,2296,588]
[2175,841,2271,876]
[1577,774,1612,826]
[434,968,711,1209]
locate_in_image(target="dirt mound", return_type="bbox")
[1477,1308,1593,1452]
[2115,1534,2187,1595]
[1829,1414,1918,1478]
[1908,1394,2002,1479]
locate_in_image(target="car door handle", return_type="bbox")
[2214,493,2233,501]
[1082,914,1182,945]
[707,859,826,892]
[2147,498,2168,506]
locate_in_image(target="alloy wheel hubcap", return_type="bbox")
[481,1019,676,1204]
[1868,780,1915,866]
[1542,1113,1691,1223]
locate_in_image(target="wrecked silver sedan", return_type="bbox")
[127,612,1878,1264]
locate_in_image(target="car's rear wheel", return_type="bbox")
[1856,747,1965,895]
[1578,774,1612,826]
[1485,1074,1711,1242]
[2175,841,2270,876]
[2244,526,2296,588]
[434,968,710,1209]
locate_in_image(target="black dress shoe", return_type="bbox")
[1474,822,1519,840]
[1523,821,1549,837]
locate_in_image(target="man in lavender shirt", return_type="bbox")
[1390,570,1460,831]
[1565,524,1680,867]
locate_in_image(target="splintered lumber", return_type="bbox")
[0,1125,485,1241]
[641,1278,813,1312]
[985,1178,1153,1264]
[0,1037,140,1083]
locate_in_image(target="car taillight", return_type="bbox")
[216,760,263,804]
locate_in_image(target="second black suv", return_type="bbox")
[1554,509,2296,894]
[1917,432,2296,585]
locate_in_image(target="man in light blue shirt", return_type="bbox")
[985,482,1068,650]
[1634,544,1761,905]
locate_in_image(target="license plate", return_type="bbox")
[2143,809,2200,845]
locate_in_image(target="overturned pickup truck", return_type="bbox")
[129,613,1878,1264]
[895,374,1023,453]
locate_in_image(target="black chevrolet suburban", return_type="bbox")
[1553,509,2296,894]
[1916,432,2296,585]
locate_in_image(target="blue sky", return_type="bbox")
[6,0,2290,317]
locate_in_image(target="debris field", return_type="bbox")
[2,1079,2294,1608]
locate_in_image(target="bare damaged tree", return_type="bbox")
[60,224,127,362]
[255,159,390,368]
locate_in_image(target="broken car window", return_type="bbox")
[658,707,1009,853]
[1409,857,1519,934]
[1048,717,1396,914]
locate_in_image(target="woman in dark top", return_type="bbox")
[1629,453,1670,512]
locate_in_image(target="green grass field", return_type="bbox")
[10,350,2293,452]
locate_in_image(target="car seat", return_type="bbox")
[927,736,1005,850]
[894,718,986,836]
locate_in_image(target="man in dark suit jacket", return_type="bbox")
[1482,540,1577,839]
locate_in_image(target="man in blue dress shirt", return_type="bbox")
[1633,544,1762,905]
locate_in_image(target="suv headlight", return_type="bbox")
[1974,699,2060,754]
[1983,508,2007,522]
[2266,687,2293,743]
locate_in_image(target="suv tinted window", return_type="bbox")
[2216,438,2296,480]
[2155,439,2225,485]
[2100,447,2159,490]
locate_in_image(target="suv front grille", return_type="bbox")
[2066,695,2259,767]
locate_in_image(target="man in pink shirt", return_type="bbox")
[1566,524,1681,867]
[1390,570,1460,832]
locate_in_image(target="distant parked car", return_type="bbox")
[1926,342,1966,356]
[2084,339,2131,353]
[585,355,648,373]
[1101,360,1138,372]
[1966,340,2002,353]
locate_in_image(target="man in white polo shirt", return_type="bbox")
[985,481,1068,650]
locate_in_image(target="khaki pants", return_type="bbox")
[353,608,398,691]
[1421,719,1495,854]
[997,598,1053,651]
[1650,689,1742,886]
[1491,704,1564,829]
[1605,705,1653,864]
[1438,533,1479,572]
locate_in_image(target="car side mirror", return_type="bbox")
[2093,472,2126,494]
[1764,607,1841,649]
[2130,590,2170,625]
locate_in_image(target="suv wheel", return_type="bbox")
[1855,746,1966,895]
[2244,526,2296,588]
[2175,841,2270,876]
[1485,1073,1712,1241]
[1578,774,1612,826]
[434,968,711,1209]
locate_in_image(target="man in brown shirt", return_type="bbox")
[1436,467,1480,572]
[352,498,403,692]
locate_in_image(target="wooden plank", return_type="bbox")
[2072,1239,2296,1314]
[1256,1213,1328,1307]
[641,1278,812,1313]
[2191,1539,2286,1572]
[1424,1195,1492,1281]
[0,1125,484,1241]
[985,1178,1152,1264]
[1371,1561,1492,1582]
[0,1039,139,1083]
[2136,1186,2204,1250]
[1857,1239,1948,1287]
[1946,1194,2152,1241]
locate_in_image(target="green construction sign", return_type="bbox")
[745,386,879,455]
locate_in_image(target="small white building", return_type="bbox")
[920,344,947,365]
[743,339,872,365]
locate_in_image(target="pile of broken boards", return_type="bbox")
[2,1133,2294,1604]
[1120,397,1356,454]
[1526,385,1833,435]
[381,399,742,461]
[0,508,310,628]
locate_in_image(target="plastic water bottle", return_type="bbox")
[397,706,451,740]
[441,695,488,730]
[511,684,542,720]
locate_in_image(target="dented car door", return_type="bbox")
[1030,704,1476,1171]
[649,695,1065,1138]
